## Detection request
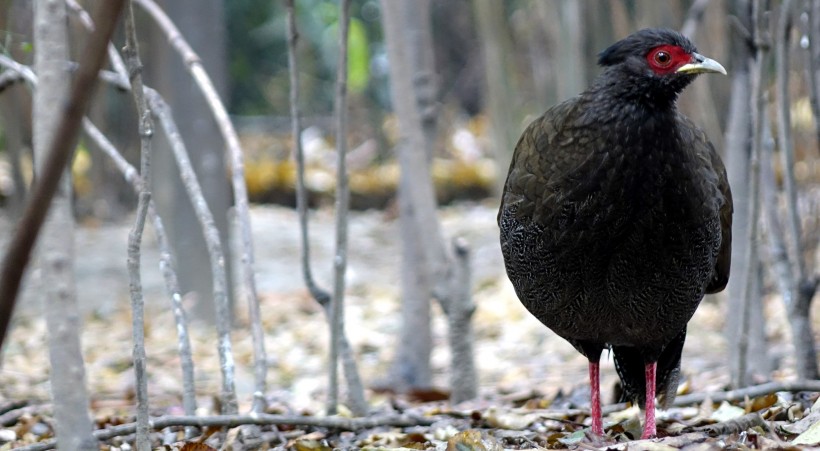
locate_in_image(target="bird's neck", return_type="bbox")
[587,74,682,115]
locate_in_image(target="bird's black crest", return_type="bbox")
[597,28,697,67]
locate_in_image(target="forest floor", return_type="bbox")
[0,202,818,449]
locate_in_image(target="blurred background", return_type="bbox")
[0,0,762,218]
[0,0,818,408]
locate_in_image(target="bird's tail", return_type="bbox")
[612,329,686,409]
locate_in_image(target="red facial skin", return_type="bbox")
[646,45,694,75]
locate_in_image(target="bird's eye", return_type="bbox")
[653,50,672,66]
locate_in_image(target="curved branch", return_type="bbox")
[132,0,267,413]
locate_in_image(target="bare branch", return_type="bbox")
[774,0,818,379]
[689,412,768,436]
[144,87,237,414]
[446,238,477,403]
[123,0,154,448]
[803,0,820,153]
[132,0,266,413]
[285,0,365,415]
[82,116,198,435]
[285,0,330,307]
[0,70,24,93]
[775,0,805,283]
[0,55,38,86]
[734,0,769,388]
[13,413,436,451]
[328,0,352,416]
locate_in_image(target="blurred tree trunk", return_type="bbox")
[538,0,586,101]
[771,0,818,380]
[724,0,771,388]
[381,0,477,400]
[474,0,519,190]
[33,0,96,449]
[145,0,231,322]
[381,0,436,389]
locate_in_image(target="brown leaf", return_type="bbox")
[408,387,450,403]
[746,393,778,412]
[180,444,217,451]
[292,439,332,451]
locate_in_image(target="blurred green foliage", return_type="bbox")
[226,0,382,116]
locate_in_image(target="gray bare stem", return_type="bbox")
[285,0,365,415]
[329,0,352,416]
[774,0,818,379]
[285,0,330,306]
[804,0,820,152]
[146,87,237,414]
[126,192,151,451]
[82,118,198,434]
[35,1,94,449]
[775,0,805,283]
[446,238,477,403]
[132,0,266,412]
[736,0,768,387]
[123,1,154,448]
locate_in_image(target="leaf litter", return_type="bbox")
[0,204,818,449]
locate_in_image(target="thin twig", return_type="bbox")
[144,87,237,414]
[66,0,128,88]
[132,0,266,413]
[285,0,330,306]
[774,0,818,379]
[803,0,820,155]
[775,0,804,283]
[83,116,199,436]
[673,379,820,406]
[123,1,153,449]
[687,412,769,436]
[13,413,436,451]
[0,70,24,93]
[0,0,125,349]
[328,0,352,416]
[285,0,366,415]
[0,56,37,91]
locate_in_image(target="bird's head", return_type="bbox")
[596,28,725,105]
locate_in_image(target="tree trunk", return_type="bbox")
[381,0,437,389]
[33,0,96,449]
[474,0,519,190]
[146,0,232,322]
[381,0,477,399]
[723,0,770,388]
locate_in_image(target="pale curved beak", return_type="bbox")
[676,53,727,75]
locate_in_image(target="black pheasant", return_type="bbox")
[498,29,732,439]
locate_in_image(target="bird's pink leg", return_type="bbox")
[641,362,657,439]
[588,361,603,435]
